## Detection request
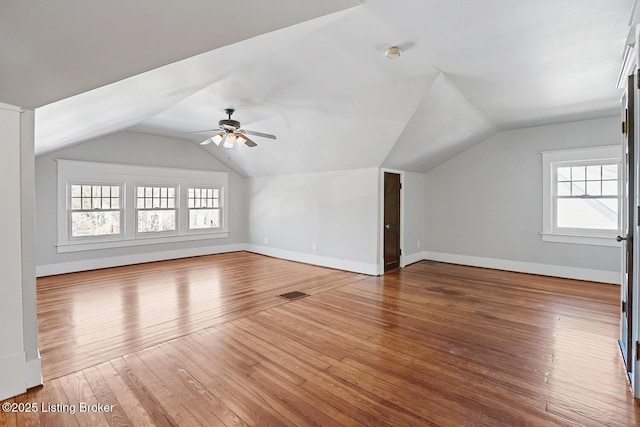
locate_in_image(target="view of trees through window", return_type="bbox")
[136,186,176,233]
[188,188,220,229]
[70,184,121,237]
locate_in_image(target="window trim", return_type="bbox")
[134,184,178,236]
[541,145,622,247]
[68,182,124,241]
[187,187,221,231]
[57,160,229,253]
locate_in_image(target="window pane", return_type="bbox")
[602,180,618,196]
[145,187,152,197]
[71,198,81,209]
[168,199,175,209]
[571,166,585,181]
[101,186,111,197]
[572,181,586,196]
[92,186,101,197]
[137,187,145,197]
[137,210,176,233]
[112,199,120,209]
[189,209,220,229]
[213,199,219,208]
[102,198,111,209]
[92,198,102,209]
[161,187,167,198]
[112,186,120,197]
[82,198,91,210]
[586,181,601,196]
[188,188,194,198]
[557,198,618,230]
[71,185,81,197]
[168,188,175,198]
[71,211,120,237]
[213,189,219,198]
[145,199,152,209]
[82,185,92,197]
[557,182,571,196]
[586,165,601,181]
[602,164,618,180]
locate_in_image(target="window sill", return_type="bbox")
[57,231,229,253]
[541,232,620,247]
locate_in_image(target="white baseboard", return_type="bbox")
[401,251,424,268]
[0,351,27,401]
[36,243,248,277]
[422,251,620,284]
[247,245,378,275]
[26,351,42,388]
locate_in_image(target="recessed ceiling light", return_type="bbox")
[385,46,402,59]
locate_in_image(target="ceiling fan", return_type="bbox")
[185,108,276,148]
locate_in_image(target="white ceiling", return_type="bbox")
[2,0,632,176]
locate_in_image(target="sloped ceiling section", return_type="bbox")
[382,73,497,173]
[0,0,361,109]
[26,0,632,177]
[35,10,355,156]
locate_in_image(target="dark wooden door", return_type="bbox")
[619,74,635,374]
[384,172,401,272]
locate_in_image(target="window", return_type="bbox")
[57,160,229,253]
[188,188,220,230]
[70,184,122,238]
[136,186,177,233]
[541,145,621,246]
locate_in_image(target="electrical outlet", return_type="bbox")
[311,243,318,251]
[264,237,269,245]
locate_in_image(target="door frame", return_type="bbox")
[377,168,404,275]
[618,28,640,397]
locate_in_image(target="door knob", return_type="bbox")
[385,224,390,229]
[617,235,627,242]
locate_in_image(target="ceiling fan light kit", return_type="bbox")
[191,108,276,149]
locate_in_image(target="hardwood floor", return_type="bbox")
[1,252,639,426]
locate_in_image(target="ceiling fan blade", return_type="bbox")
[182,128,219,135]
[200,138,211,146]
[240,129,277,140]
[241,135,258,147]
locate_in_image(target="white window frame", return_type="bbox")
[135,184,178,236]
[541,145,622,247]
[57,160,229,253]
[187,187,222,231]
[68,182,124,241]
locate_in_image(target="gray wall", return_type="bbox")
[424,116,621,273]
[402,171,426,260]
[35,131,247,271]
[246,168,379,273]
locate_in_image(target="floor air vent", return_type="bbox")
[278,291,309,301]
[421,260,440,265]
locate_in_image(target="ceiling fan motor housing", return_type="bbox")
[219,118,240,130]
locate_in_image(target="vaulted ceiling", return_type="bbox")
[1,0,632,176]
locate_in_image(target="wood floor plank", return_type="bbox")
[2,253,639,426]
